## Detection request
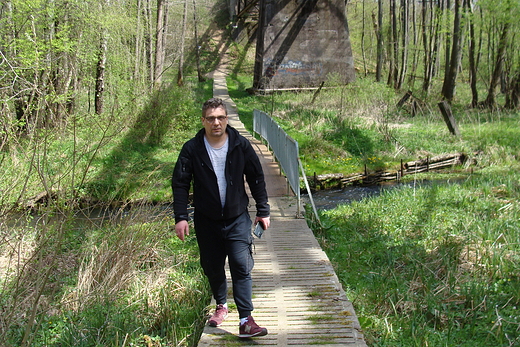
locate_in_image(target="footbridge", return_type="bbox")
[196,53,366,347]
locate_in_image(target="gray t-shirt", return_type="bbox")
[204,136,229,208]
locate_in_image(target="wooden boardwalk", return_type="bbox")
[197,65,367,346]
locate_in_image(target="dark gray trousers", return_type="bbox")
[194,210,254,318]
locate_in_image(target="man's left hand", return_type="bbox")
[255,216,270,230]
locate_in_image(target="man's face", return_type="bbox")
[202,106,228,139]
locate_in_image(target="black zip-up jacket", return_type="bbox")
[172,125,270,223]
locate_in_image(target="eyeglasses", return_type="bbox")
[204,116,228,123]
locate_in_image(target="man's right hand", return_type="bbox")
[175,220,190,241]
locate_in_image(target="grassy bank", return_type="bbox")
[227,73,519,177]
[1,204,211,346]
[311,166,520,346]
[224,63,520,346]
[0,78,214,346]
[0,78,212,209]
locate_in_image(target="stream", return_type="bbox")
[2,178,467,229]
[303,177,467,211]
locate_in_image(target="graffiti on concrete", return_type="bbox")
[265,60,323,78]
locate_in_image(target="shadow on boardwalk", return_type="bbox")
[197,66,367,346]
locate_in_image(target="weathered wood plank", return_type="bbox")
[305,153,470,189]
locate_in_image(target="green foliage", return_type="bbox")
[0,75,214,345]
[81,84,201,202]
[225,45,520,345]
[2,3,520,346]
[1,207,210,347]
[0,78,212,208]
[227,64,520,176]
[313,167,520,346]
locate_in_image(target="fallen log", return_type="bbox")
[306,152,470,190]
[313,173,344,180]
[340,173,366,185]
[310,172,345,189]
[407,159,457,172]
[405,153,467,169]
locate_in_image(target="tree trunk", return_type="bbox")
[481,23,510,109]
[134,0,143,83]
[387,0,398,88]
[421,0,431,92]
[467,0,478,107]
[442,0,451,89]
[361,0,367,76]
[146,0,154,87]
[252,0,266,90]
[95,35,108,115]
[441,0,464,103]
[397,0,409,90]
[177,0,188,86]
[3,0,22,133]
[154,0,167,89]
[50,8,76,126]
[431,1,442,90]
[504,70,520,109]
[438,100,460,136]
[192,0,204,82]
[392,0,399,88]
[95,0,110,115]
[375,0,383,82]
[408,0,419,87]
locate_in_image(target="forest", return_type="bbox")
[1,0,519,143]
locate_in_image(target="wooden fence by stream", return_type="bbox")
[308,152,472,190]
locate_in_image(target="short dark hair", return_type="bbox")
[202,98,227,116]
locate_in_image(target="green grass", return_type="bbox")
[309,166,520,346]
[227,72,520,177]
[1,206,211,346]
[0,77,213,209]
[0,76,215,346]
[225,57,520,346]
[2,31,520,347]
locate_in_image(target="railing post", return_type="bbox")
[254,109,323,222]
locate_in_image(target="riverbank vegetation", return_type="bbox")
[1,0,519,346]
[1,0,226,344]
[311,166,520,346]
[224,7,520,343]
[226,59,520,347]
[0,78,214,346]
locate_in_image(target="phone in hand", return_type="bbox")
[253,221,265,238]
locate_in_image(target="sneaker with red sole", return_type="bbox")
[238,316,268,338]
[208,304,228,327]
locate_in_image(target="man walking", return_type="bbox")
[172,98,270,338]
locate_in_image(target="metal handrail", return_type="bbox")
[253,109,321,224]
